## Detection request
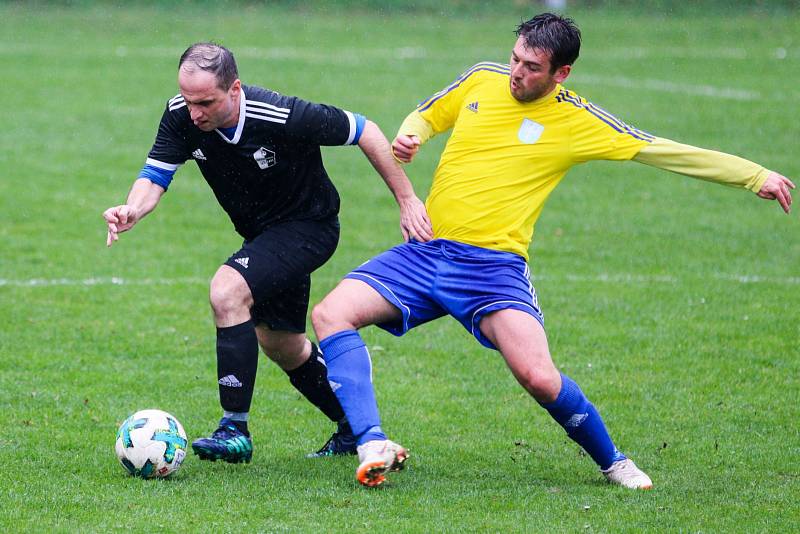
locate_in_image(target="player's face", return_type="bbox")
[178,68,241,131]
[509,36,571,102]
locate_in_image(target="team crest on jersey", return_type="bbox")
[518,118,544,144]
[253,147,276,169]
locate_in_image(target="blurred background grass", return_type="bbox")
[1,1,798,531]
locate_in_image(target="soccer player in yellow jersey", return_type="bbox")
[311,13,795,489]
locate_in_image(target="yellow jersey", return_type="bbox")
[398,62,769,259]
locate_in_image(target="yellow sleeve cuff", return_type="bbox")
[392,110,436,164]
[749,167,771,193]
[396,110,435,145]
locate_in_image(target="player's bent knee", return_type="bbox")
[311,299,354,339]
[209,284,247,316]
[209,268,253,317]
[514,366,561,403]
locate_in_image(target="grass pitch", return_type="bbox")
[1,3,798,532]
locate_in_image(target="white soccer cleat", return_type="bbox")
[601,458,653,490]
[356,439,409,487]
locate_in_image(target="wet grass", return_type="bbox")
[1,3,798,532]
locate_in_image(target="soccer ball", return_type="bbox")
[115,409,188,478]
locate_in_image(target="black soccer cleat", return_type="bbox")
[192,418,253,463]
[306,421,358,458]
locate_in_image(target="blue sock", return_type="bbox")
[319,330,386,446]
[540,374,626,470]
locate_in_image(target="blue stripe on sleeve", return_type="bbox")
[556,89,654,143]
[417,63,510,112]
[139,164,175,190]
[351,113,367,145]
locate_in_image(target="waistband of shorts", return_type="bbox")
[243,214,340,243]
[411,238,526,262]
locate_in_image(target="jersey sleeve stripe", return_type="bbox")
[563,89,632,133]
[145,158,182,171]
[587,103,655,141]
[585,102,654,141]
[352,113,366,144]
[244,105,289,120]
[246,100,291,114]
[139,164,176,190]
[417,63,511,111]
[168,94,186,111]
[556,89,654,142]
[342,112,367,145]
[244,112,287,124]
[416,63,511,112]
[343,110,357,145]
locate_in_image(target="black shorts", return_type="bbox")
[224,216,340,333]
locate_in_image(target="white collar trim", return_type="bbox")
[215,87,247,144]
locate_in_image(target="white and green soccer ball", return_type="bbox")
[115,409,188,478]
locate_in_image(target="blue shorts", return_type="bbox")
[345,239,543,350]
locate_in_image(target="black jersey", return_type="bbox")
[145,85,361,239]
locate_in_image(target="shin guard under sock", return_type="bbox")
[216,320,259,414]
[286,342,346,423]
[319,330,385,445]
[540,374,625,470]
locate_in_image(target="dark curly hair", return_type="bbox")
[515,13,581,73]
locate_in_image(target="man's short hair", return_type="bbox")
[515,13,581,73]
[179,42,239,90]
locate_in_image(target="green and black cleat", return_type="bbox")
[192,418,253,463]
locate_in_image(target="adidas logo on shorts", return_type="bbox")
[234,257,249,269]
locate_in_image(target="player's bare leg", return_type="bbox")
[480,309,652,489]
[312,279,402,339]
[479,308,561,402]
[255,327,311,370]
[312,279,409,486]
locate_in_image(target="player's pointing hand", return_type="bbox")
[103,204,138,247]
[757,172,795,214]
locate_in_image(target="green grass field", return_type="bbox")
[1,2,798,532]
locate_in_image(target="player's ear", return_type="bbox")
[229,79,242,95]
[553,64,571,84]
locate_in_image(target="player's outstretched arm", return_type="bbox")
[358,120,433,242]
[756,172,795,214]
[103,178,166,247]
[633,138,794,214]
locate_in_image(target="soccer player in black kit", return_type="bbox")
[103,43,432,464]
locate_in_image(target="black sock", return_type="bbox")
[221,412,251,436]
[286,342,346,423]
[228,419,250,436]
[217,320,259,413]
[337,419,352,435]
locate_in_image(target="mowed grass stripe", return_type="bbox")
[2,272,800,287]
